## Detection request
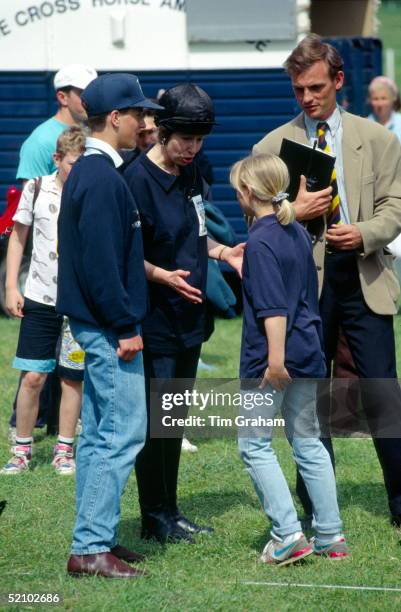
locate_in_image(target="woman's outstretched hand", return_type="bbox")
[145,261,203,304]
[166,269,203,304]
[223,242,246,278]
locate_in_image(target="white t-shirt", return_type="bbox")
[13,173,61,306]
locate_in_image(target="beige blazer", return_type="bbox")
[253,111,401,315]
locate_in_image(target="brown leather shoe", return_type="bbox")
[67,552,147,579]
[111,544,145,563]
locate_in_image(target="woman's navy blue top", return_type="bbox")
[124,153,209,353]
[240,214,325,381]
[56,153,147,339]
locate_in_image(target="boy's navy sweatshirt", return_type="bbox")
[56,153,148,339]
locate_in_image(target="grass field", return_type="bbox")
[1,316,401,611]
[1,6,401,609]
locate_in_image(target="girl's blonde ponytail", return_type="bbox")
[272,192,295,226]
[230,154,295,226]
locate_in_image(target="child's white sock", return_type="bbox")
[57,436,74,446]
[15,436,33,446]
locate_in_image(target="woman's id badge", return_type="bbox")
[191,195,207,237]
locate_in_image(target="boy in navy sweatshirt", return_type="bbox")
[56,73,163,579]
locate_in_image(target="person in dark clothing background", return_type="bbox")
[124,83,244,543]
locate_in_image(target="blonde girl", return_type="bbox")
[231,153,348,566]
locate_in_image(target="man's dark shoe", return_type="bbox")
[173,513,214,535]
[111,544,145,563]
[67,552,148,578]
[141,510,194,544]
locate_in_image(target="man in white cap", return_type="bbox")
[16,64,97,182]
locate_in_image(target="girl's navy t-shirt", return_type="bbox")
[240,214,326,381]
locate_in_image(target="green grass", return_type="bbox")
[1,315,401,611]
[1,7,401,609]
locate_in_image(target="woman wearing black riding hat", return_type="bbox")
[124,83,244,543]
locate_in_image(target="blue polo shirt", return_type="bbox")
[124,152,209,353]
[240,214,325,381]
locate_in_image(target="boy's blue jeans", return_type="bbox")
[69,319,147,555]
[238,380,343,540]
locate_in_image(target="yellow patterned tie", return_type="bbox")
[316,122,341,226]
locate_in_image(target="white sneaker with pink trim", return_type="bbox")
[0,444,32,475]
[52,443,75,475]
[311,534,350,559]
[260,532,313,566]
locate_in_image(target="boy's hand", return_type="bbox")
[117,334,143,361]
[5,288,24,318]
[259,364,291,391]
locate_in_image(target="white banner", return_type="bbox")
[0,0,297,71]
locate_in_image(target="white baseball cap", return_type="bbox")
[54,64,98,91]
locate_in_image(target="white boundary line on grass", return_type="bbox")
[242,581,401,593]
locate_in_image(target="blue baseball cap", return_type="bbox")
[81,73,163,117]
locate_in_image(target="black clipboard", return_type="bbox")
[279,138,336,201]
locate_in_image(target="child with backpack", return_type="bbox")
[230,153,349,565]
[1,126,86,475]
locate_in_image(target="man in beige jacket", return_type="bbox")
[254,34,401,527]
